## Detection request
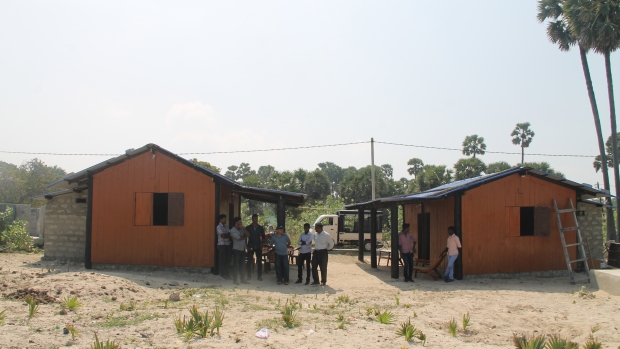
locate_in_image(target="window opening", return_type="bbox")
[153,193,169,226]
[520,207,535,236]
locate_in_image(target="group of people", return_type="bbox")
[398,224,461,283]
[216,214,335,286]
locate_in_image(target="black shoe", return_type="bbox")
[257,277,263,281]
[410,279,415,283]
[446,279,454,283]
[295,279,302,284]
[305,280,310,285]
[321,282,326,286]
[311,282,320,286]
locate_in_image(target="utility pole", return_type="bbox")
[371,137,376,200]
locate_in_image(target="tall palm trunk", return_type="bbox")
[521,146,524,164]
[604,48,620,242]
[580,46,617,240]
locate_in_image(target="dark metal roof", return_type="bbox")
[345,166,611,209]
[45,144,307,207]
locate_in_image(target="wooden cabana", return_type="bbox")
[46,144,306,272]
[346,167,609,280]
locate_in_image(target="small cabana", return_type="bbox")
[36,144,306,273]
[345,167,609,280]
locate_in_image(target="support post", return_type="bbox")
[454,193,463,280]
[84,173,93,269]
[371,137,376,200]
[277,198,286,230]
[370,208,377,268]
[358,208,365,262]
[212,181,221,275]
[391,203,399,279]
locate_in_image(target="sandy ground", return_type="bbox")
[0,252,619,349]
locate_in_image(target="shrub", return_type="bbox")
[512,333,546,349]
[462,312,470,330]
[66,324,79,340]
[0,207,33,252]
[174,305,225,338]
[25,295,38,319]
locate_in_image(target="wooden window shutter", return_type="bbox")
[168,192,184,226]
[505,207,520,237]
[534,206,551,236]
[135,193,153,226]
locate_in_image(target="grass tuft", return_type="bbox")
[65,324,79,341]
[282,304,300,328]
[462,312,470,330]
[447,317,457,337]
[0,309,5,325]
[25,295,39,319]
[90,333,121,349]
[61,295,82,310]
[376,310,396,324]
[395,317,426,345]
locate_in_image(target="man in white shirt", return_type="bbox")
[230,217,250,285]
[296,223,314,285]
[311,223,334,286]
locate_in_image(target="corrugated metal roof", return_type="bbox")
[345,166,611,209]
[43,144,307,206]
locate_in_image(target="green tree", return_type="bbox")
[380,164,394,179]
[462,135,487,158]
[189,158,221,173]
[539,0,616,239]
[521,162,565,178]
[340,166,396,203]
[0,159,66,207]
[486,161,512,174]
[594,132,620,172]
[304,170,331,201]
[511,122,535,164]
[224,163,256,182]
[453,158,487,180]
[317,162,344,197]
[415,165,453,191]
[406,158,424,178]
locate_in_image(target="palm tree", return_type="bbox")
[462,135,487,158]
[511,123,535,164]
[406,158,424,178]
[561,0,619,240]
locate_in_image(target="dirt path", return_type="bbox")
[0,253,618,348]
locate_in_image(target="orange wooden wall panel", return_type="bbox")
[462,174,577,275]
[91,151,217,267]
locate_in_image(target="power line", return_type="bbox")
[375,141,596,158]
[0,140,598,158]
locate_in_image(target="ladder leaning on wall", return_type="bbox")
[552,198,590,284]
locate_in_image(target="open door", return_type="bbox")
[417,212,430,260]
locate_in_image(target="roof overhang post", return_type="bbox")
[454,192,463,280]
[84,172,93,269]
[212,181,221,275]
[370,208,378,268]
[277,197,285,231]
[358,208,365,262]
[390,203,399,279]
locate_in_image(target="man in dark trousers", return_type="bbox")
[311,223,334,286]
[295,223,314,285]
[245,214,266,281]
[230,217,250,285]
[216,214,231,280]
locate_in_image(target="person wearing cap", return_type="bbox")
[246,214,266,281]
[269,225,292,285]
[311,222,334,286]
[230,217,250,285]
[295,223,314,285]
[216,214,231,280]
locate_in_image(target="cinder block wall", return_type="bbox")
[43,191,88,261]
[577,202,604,261]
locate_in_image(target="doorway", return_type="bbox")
[417,212,430,260]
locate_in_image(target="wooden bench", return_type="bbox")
[413,248,448,281]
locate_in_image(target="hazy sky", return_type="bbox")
[1,1,620,191]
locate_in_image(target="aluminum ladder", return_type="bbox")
[553,198,590,284]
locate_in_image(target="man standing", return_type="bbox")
[270,225,291,285]
[444,226,461,283]
[398,223,417,282]
[311,223,334,286]
[216,214,231,280]
[295,223,314,285]
[246,214,266,281]
[230,217,250,285]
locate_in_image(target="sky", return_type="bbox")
[1,1,620,191]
